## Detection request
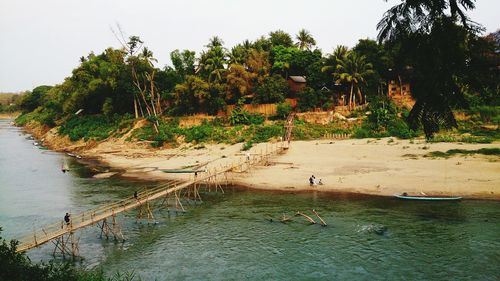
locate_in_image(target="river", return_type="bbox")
[1,119,499,280]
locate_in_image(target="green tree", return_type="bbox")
[253,74,288,104]
[253,36,272,51]
[269,30,294,47]
[200,46,228,83]
[322,45,349,83]
[229,44,250,66]
[353,39,391,96]
[63,48,131,116]
[246,49,271,85]
[463,31,500,106]
[206,36,225,49]
[377,0,480,138]
[18,85,52,112]
[170,49,196,78]
[173,75,210,114]
[297,87,319,111]
[295,29,316,50]
[270,46,299,76]
[225,64,255,103]
[0,227,82,281]
[334,52,374,107]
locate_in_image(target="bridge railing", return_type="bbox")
[15,179,184,249]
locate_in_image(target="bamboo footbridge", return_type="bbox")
[15,140,291,256]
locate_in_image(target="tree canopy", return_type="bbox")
[16,24,497,138]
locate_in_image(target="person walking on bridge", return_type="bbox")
[64,213,71,227]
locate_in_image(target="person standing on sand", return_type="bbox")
[309,175,315,186]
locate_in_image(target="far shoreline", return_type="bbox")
[14,121,500,201]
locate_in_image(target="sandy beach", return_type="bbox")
[66,135,500,200]
[11,119,499,200]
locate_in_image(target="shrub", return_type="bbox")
[102,97,114,117]
[276,102,292,119]
[229,109,264,125]
[15,112,38,126]
[182,123,213,143]
[387,119,419,139]
[59,114,133,141]
[242,140,253,151]
[296,87,319,112]
[353,127,372,139]
[472,106,500,123]
[367,96,398,128]
[251,125,284,143]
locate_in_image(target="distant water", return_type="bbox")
[1,119,500,280]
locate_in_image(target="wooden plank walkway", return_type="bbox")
[15,142,286,253]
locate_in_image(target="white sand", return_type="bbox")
[80,137,499,199]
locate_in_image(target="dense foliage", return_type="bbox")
[0,228,139,281]
[354,96,418,139]
[0,93,22,113]
[13,2,498,141]
[59,114,134,141]
[377,0,499,138]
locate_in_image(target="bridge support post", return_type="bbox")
[99,216,125,242]
[174,191,185,212]
[52,231,79,258]
[136,200,155,223]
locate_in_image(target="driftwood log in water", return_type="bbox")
[312,209,327,226]
[295,211,316,224]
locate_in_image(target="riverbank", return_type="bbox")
[0,112,20,119]
[21,120,500,200]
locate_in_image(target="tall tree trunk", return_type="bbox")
[398,75,403,95]
[133,97,139,118]
[349,83,354,109]
[357,87,363,105]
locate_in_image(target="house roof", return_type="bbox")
[288,76,306,83]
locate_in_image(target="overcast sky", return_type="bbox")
[0,0,498,92]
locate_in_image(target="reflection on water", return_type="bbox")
[1,119,499,280]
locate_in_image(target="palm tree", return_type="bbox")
[201,46,227,83]
[295,29,316,50]
[377,0,476,42]
[229,45,248,66]
[140,47,157,67]
[334,52,374,108]
[206,36,225,49]
[377,0,478,138]
[242,39,253,50]
[322,45,349,75]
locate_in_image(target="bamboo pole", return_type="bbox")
[295,211,316,224]
[312,209,327,226]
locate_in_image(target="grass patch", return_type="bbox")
[429,134,495,144]
[424,148,500,158]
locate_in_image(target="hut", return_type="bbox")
[287,76,307,94]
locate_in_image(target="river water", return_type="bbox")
[1,119,499,280]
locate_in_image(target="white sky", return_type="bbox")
[0,0,498,92]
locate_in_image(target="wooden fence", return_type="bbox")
[226,103,277,116]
